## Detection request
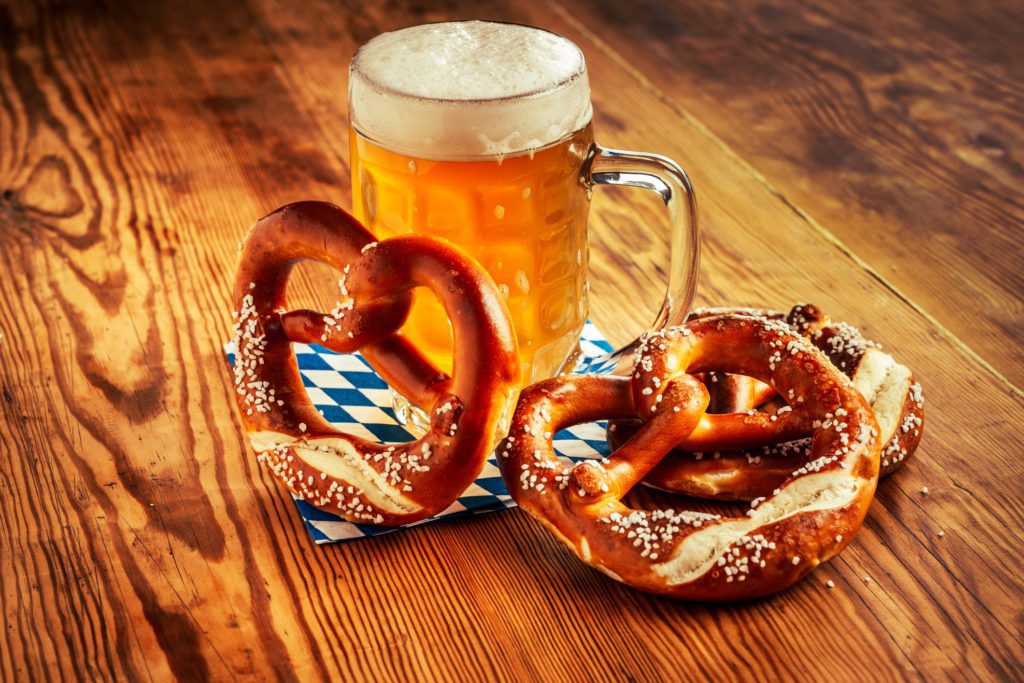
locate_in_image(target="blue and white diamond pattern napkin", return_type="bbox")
[226,322,617,543]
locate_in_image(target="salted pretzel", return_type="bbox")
[609,305,924,500]
[231,201,519,525]
[499,315,880,600]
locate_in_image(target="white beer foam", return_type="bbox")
[350,21,593,161]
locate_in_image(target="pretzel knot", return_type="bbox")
[231,201,519,525]
[610,305,925,500]
[498,315,881,600]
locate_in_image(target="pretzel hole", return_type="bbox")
[697,370,786,417]
[624,485,749,521]
[399,288,456,376]
[286,260,352,315]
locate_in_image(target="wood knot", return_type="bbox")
[17,156,83,218]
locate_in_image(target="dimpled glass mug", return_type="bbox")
[348,21,699,424]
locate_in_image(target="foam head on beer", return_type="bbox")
[350,21,593,161]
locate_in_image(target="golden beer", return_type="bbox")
[348,21,701,398]
[349,21,597,383]
[350,124,594,380]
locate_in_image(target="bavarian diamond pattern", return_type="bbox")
[226,322,616,544]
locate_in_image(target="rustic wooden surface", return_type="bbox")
[1,0,1022,680]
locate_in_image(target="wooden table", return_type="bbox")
[2,0,1021,680]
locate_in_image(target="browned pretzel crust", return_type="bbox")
[610,305,924,500]
[499,315,880,600]
[231,201,519,525]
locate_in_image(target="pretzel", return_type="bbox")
[610,305,924,500]
[499,315,880,600]
[231,201,519,525]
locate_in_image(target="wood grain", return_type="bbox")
[0,0,1021,681]
[556,0,1024,386]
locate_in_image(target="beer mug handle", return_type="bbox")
[581,144,701,370]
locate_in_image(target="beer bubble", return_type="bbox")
[515,270,531,294]
[522,187,532,199]
[494,205,506,220]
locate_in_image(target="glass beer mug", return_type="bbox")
[348,21,699,421]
